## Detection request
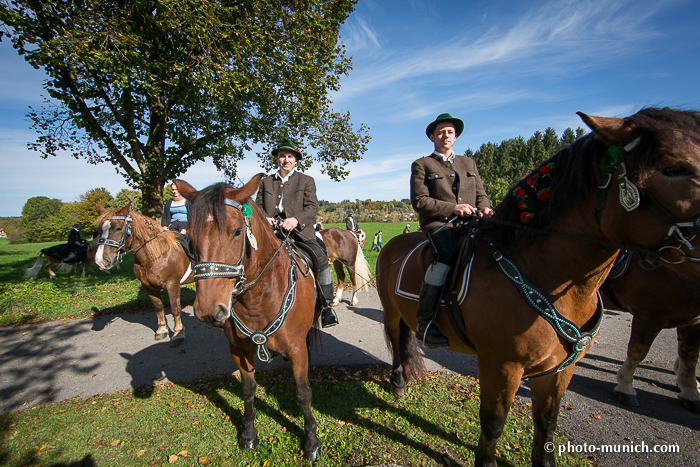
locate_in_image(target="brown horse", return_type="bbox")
[24,238,99,279]
[318,226,372,306]
[602,252,700,412]
[177,176,322,461]
[93,203,193,343]
[377,108,700,466]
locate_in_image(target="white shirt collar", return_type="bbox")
[432,150,455,163]
[275,168,296,182]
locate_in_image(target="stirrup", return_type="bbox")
[321,307,338,328]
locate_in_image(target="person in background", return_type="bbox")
[370,232,380,252]
[377,230,383,250]
[410,113,493,348]
[162,182,194,264]
[403,223,411,234]
[255,139,338,328]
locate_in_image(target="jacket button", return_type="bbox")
[458,198,461,201]
[277,195,281,198]
[450,174,454,177]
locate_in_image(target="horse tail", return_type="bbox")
[24,253,44,277]
[385,317,426,382]
[353,245,372,293]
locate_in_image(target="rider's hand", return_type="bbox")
[266,217,275,227]
[280,217,299,232]
[162,226,169,231]
[179,229,187,235]
[453,204,477,217]
[478,207,494,218]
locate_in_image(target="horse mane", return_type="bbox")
[188,182,232,235]
[94,208,180,261]
[479,107,700,251]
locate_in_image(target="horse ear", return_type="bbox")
[175,179,198,202]
[232,173,265,202]
[116,201,131,215]
[96,203,105,215]
[577,112,642,146]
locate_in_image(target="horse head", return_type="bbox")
[178,174,268,329]
[94,202,133,270]
[580,109,700,281]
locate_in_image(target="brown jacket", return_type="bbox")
[255,170,318,241]
[410,153,490,232]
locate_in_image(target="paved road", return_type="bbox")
[1,289,698,466]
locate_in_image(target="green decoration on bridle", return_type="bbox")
[601,144,627,173]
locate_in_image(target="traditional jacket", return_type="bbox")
[255,170,318,241]
[410,153,490,232]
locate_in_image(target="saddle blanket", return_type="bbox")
[395,240,475,305]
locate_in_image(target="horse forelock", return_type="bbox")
[189,182,234,236]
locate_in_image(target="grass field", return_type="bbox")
[0,365,587,467]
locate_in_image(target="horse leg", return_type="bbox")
[475,362,524,467]
[528,366,575,467]
[384,310,425,398]
[289,347,321,460]
[229,348,259,450]
[144,286,170,340]
[347,260,359,306]
[165,282,185,346]
[46,259,57,280]
[614,319,661,407]
[331,261,344,306]
[675,324,700,413]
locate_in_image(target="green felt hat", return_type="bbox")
[272,139,303,159]
[425,113,464,138]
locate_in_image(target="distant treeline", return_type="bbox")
[6,126,587,243]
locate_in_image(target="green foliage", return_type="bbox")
[76,188,112,232]
[470,126,588,205]
[319,199,414,224]
[113,188,142,213]
[18,196,62,242]
[0,0,369,218]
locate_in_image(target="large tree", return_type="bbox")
[0,0,369,217]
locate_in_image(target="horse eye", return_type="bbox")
[661,165,692,177]
[233,229,242,238]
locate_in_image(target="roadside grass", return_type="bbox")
[0,240,195,327]
[0,365,588,467]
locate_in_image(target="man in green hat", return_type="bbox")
[255,139,338,328]
[410,113,493,348]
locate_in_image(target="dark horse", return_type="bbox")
[94,203,193,343]
[602,252,700,412]
[318,226,372,306]
[24,238,99,279]
[377,108,700,466]
[177,176,322,461]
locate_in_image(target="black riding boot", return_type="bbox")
[320,282,338,328]
[416,282,450,348]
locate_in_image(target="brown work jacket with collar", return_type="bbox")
[410,153,490,232]
[255,170,318,242]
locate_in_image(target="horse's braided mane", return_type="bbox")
[94,208,179,260]
[478,107,700,251]
[189,182,232,235]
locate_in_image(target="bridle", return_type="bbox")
[596,136,700,264]
[192,198,303,362]
[96,214,165,263]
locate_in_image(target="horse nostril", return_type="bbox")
[215,304,229,324]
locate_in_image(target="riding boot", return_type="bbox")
[416,282,450,348]
[320,282,338,328]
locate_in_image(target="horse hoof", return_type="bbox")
[303,441,321,461]
[614,390,640,407]
[155,331,169,341]
[680,398,700,413]
[240,436,259,450]
[391,384,406,398]
[170,331,185,347]
[350,300,358,306]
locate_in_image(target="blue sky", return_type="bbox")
[1,0,699,217]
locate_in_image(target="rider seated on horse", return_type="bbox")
[162,181,196,265]
[255,139,338,328]
[410,113,494,348]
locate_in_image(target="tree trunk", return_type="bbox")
[141,179,165,220]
